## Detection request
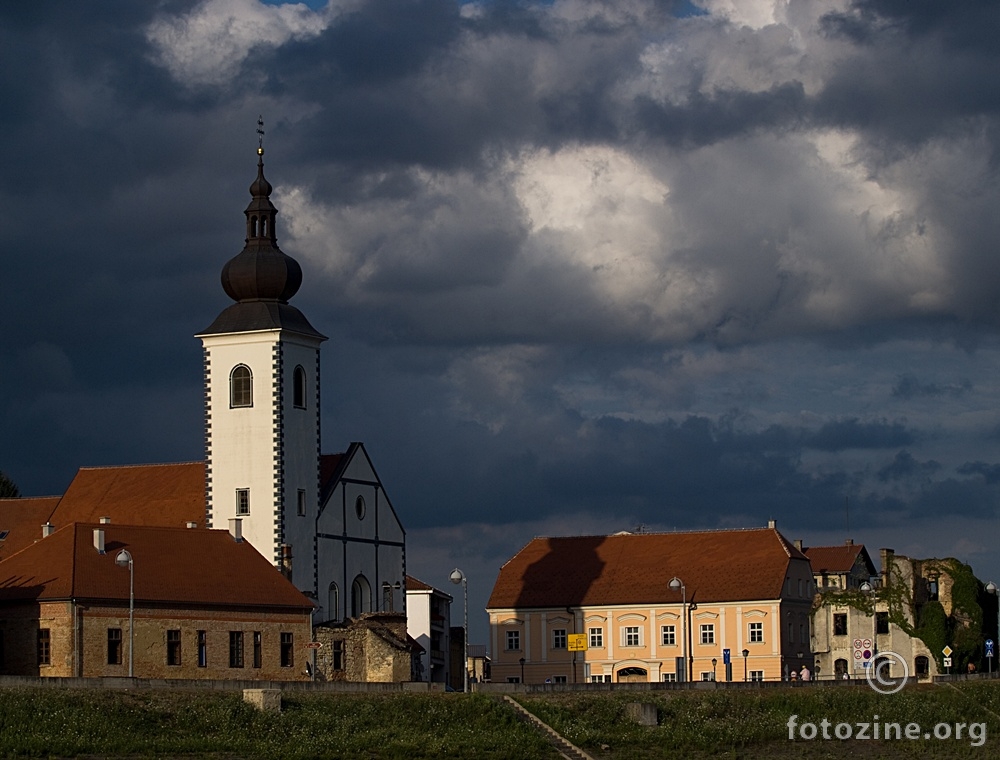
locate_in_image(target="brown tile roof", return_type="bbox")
[405,575,433,592]
[0,497,61,561]
[487,528,805,609]
[804,544,875,575]
[0,523,312,610]
[49,463,205,530]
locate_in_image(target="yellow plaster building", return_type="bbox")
[487,523,815,684]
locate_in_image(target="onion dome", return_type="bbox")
[220,147,302,304]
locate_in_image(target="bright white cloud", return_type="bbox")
[146,0,343,86]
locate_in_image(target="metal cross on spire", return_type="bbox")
[257,116,265,156]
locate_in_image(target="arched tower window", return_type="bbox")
[351,575,371,618]
[250,216,258,238]
[261,216,268,237]
[293,365,306,408]
[328,583,340,623]
[230,365,253,407]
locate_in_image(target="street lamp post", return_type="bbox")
[861,581,877,672]
[115,549,134,678]
[712,657,718,681]
[450,568,468,692]
[519,656,525,684]
[986,582,999,675]
[669,577,687,683]
[742,649,749,681]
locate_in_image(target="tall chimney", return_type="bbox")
[794,539,803,552]
[42,522,54,538]
[281,544,293,581]
[228,518,243,543]
[93,528,105,554]
[767,519,776,529]
[99,516,111,524]
[186,521,197,529]
[880,548,894,587]
[845,538,853,546]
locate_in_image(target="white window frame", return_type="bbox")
[748,621,763,643]
[750,670,764,682]
[661,624,676,646]
[505,630,521,651]
[623,626,641,647]
[700,623,715,645]
[552,629,567,650]
[588,627,604,648]
[662,672,676,682]
[236,488,250,516]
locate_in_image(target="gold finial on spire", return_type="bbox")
[256,115,265,156]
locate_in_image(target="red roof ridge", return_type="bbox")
[76,461,204,471]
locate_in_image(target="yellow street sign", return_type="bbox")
[567,633,588,651]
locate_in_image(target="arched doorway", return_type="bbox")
[834,658,848,679]
[617,666,648,683]
[915,656,930,679]
[351,574,372,617]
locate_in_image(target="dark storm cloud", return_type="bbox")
[892,375,972,399]
[4,0,1000,587]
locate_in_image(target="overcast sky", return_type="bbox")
[3,0,1000,643]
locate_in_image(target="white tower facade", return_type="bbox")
[197,144,326,592]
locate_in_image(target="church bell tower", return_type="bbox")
[196,124,325,591]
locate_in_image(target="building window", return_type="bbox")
[928,579,939,601]
[230,365,252,408]
[701,672,713,681]
[198,631,207,667]
[624,626,641,647]
[236,488,250,516]
[661,625,676,646]
[229,631,244,668]
[166,630,181,666]
[876,612,889,635]
[833,613,848,636]
[750,670,764,682]
[332,640,345,671]
[915,656,929,677]
[700,624,715,645]
[749,622,763,643]
[297,489,306,517]
[107,628,122,665]
[788,622,795,643]
[588,627,604,648]
[355,495,366,520]
[552,629,567,649]
[553,675,567,684]
[591,674,611,683]
[662,672,677,682]
[280,632,294,668]
[38,629,51,666]
[800,623,807,642]
[506,630,520,651]
[253,631,262,669]
[506,677,521,684]
[293,365,306,408]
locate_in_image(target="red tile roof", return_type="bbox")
[804,544,874,575]
[49,463,205,529]
[0,523,312,610]
[487,528,805,609]
[405,575,433,592]
[0,496,60,561]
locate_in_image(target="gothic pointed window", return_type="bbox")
[293,365,306,408]
[230,365,252,407]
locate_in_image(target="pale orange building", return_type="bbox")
[487,523,814,684]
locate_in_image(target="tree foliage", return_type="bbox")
[0,470,20,498]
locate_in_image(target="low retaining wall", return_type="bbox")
[0,675,448,693]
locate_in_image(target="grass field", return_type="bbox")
[0,681,998,758]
